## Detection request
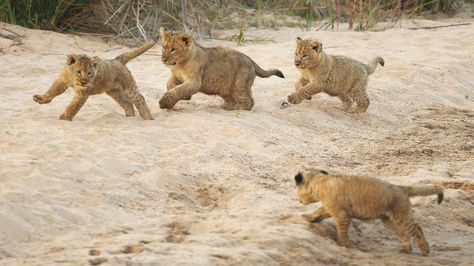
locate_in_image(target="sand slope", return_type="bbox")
[0,20,473,265]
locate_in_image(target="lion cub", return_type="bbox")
[294,169,443,256]
[287,38,384,113]
[158,27,284,111]
[33,41,156,121]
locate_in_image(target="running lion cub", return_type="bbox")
[33,41,156,121]
[158,27,284,110]
[287,37,384,113]
[294,169,443,256]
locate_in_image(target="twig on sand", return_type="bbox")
[325,45,349,49]
[0,27,23,37]
[74,36,94,52]
[408,22,471,30]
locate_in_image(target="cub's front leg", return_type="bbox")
[59,89,89,121]
[288,81,322,104]
[166,75,190,101]
[33,79,68,104]
[303,206,332,223]
[166,75,182,91]
[295,78,312,100]
[159,80,200,109]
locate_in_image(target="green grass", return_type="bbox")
[0,0,90,31]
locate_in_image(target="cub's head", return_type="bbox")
[294,37,323,69]
[159,27,193,66]
[65,54,98,86]
[294,169,328,204]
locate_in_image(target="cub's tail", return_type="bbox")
[399,185,444,204]
[115,41,156,65]
[364,56,384,75]
[251,59,284,79]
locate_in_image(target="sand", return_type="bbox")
[0,19,473,265]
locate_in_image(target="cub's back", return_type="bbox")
[332,55,367,76]
[93,59,135,90]
[199,47,255,94]
[329,175,401,219]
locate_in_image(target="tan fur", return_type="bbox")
[287,37,384,113]
[158,27,284,110]
[294,169,443,256]
[33,41,156,121]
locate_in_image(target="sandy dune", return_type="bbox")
[0,19,473,265]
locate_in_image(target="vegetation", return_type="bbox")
[0,0,95,31]
[0,0,465,43]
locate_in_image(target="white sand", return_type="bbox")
[0,19,473,265]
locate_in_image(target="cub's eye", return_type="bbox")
[302,55,308,58]
[76,70,81,74]
[170,47,176,53]
[87,72,93,76]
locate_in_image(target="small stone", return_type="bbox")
[89,249,101,256]
[121,244,144,254]
[421,148,434,156]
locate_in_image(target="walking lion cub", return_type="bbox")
[33,41,156,121]
[294,169,443,256]
[287,37,384,113]
[158,27,284,111]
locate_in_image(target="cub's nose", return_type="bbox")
[295,61,301,67]
[80,80,88,86]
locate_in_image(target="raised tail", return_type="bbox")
[364,56,384,75]
[115,41,156,65]
[250,59,284,79]
[399,185,444,204]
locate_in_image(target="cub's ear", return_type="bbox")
[179,33,192,46]
[66,54,77,65]
[92,56,100,68]
[312,41,322,53]
[295,172,304,185]
[159,27,169,40]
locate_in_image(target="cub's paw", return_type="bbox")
[33,95,51,104]
[287,93,303,104]
[159,92,177,109]
[302,214,323,223]
[59,114,73,121]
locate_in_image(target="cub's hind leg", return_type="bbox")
[33,79,68,104]
[351,79,370,113]
[390,203,429,256]
[382,216,412,253]
[107,89,135,117]
[230,73,255,111]
[409,223,430,256]
[123,85,153,120]
[338,94,353,112]
[221,96,237,110]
